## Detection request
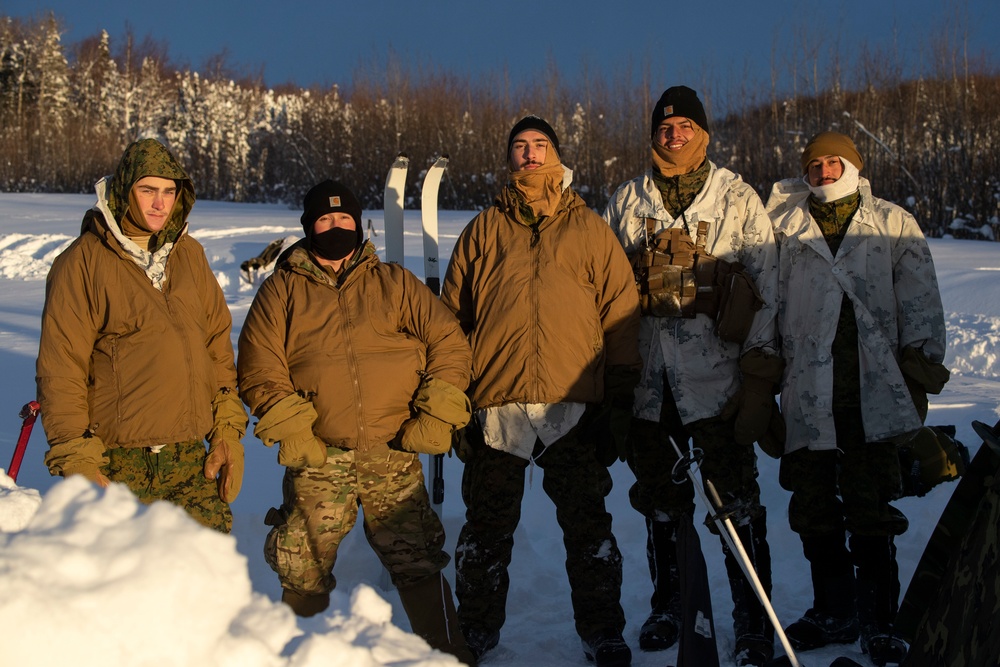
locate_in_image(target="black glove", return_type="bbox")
[591,399,635,466]
[454,413,486,463]
[756,397,786,458]
[898,345,950,423]
[727,348,784,446]
[592,365,640,466]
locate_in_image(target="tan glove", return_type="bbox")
[729,349,785,446]
[204,434,244,502]
[205,388,248,501]
[399,412,454,454]
[398,376,471,455]
[208,388,248,441]
[277,430,328,468]
[45,435,111,488]
[254,393,328,468]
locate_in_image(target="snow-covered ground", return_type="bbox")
[0,191,996,667]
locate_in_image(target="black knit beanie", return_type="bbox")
[301,179,363,235]
[650,86,710,137]
[507,115,560,157]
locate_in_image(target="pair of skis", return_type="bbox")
[382,153,449,509]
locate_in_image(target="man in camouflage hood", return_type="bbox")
[765,131,948,666]
[36,138,245,533]
[603,86,781,667]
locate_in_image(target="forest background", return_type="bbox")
[2,11,998,239]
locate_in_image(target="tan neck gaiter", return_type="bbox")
[651,127,709,177]
[508,149,564,220]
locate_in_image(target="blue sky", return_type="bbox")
[3,0,997,107]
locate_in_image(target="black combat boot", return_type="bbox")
[851,534,908,666]
[582,628,632,667]
[724,513,775,667]
[638,518,681,651]
[784,531,860,651]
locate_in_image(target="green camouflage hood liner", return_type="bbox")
[106,139,196,251]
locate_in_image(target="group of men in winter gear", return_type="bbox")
[35,80,947,667]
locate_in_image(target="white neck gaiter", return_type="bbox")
[805,157,860,203]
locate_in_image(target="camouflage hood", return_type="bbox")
[105,139,196,251]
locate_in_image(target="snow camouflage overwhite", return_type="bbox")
[603,162,779,425]
[766,176,947,451]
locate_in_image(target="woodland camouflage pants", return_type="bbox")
[104,440,232,533]
[264,444,449,595]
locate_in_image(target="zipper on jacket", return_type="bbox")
[110,337,122,424]
[530,225,540,398]
[163,289,200,431]
[339,289,368,448]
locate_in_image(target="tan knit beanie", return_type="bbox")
[800,131,864,173]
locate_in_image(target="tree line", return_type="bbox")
[2,12,998,239]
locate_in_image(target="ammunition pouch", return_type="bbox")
[631,219,764,343]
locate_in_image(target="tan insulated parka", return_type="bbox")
[238,242,472,452]
[37,179,237,449]
[441,186,641,410]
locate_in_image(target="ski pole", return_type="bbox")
[8,400,41,483]
[669,436,802,667]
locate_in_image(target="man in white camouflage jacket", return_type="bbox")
[766,131,948,667]
[604,86,782,667]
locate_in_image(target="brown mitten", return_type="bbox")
[397,376,471,455]
[898,346,950,423]
[399,411,454,454]
[45,435,111,487]
[733,349,785,446]
[277,430,328,468]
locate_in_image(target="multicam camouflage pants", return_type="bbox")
[264,443,449,595]
[626,392,765,530]
[455,423,626,641]
[778,407,908,537]
[103,440,232,533]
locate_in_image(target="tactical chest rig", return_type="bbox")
[631,217,764,344]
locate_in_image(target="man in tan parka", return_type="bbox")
[237,179,476,665]
[441,116,642,667]
[37,138,245,533]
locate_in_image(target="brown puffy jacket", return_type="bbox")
[36,210,238,449]
[441,186,641,409]
[237,242,472,451]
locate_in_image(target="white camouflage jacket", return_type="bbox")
[603,162,779,424]
[766,177,946,452]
